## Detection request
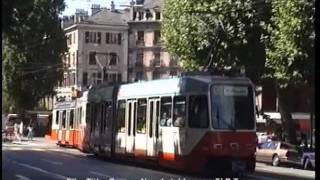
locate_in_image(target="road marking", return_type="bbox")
[41,159,63,165]
[15,174,32,180]
[89,171,112,178]
[256,167,315,179]
[247,174,279,180]
[12,161,69,180]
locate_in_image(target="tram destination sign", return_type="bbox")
[223,86,248,96]
[54,101,76,109]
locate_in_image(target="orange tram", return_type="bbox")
[51,74,257,175]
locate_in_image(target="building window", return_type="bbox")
[97,72,102,84]
[146,10,152,20]
[118,33,122,45]
[85,31,89,43]
[106,32,110,44]
[111,73,117,82]
[73,32,76,44]
[83,72,88,86]
[138,11,143,20]
[137,53,144,65]
[117,73,122,82]
[97,32,101,44]
[109,53,117,65]
[67,34,72,45]
[72,52,75,66]
[154,30,161,45]
[136,71,143,81]
[92,72,97,84]
[89,52,96,65]
[154,52,161,66]
[85,31,101,43]
[155,12,161,20]
[152,71,160,80]
[106,32,119,44]
[137,31,144,45]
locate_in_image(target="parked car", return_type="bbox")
[301,148,315,170]
[256,141,302,167]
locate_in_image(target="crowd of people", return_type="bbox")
[4,119,34,142]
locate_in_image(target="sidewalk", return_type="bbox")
[4,137,57,147]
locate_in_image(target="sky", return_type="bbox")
[62,0,132,16]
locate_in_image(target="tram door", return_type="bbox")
[126,100,137,155]
[65,110,70,142]
[58,111,62,141]
[147,99,160,158]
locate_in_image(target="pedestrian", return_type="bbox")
[19,120,24,139]
[27,124,33,141]
[14,121,21,142]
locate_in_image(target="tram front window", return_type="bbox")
[211,85,254,130]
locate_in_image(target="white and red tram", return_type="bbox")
[52,74,257,174]
[52,100,76,146]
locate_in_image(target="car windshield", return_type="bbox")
[211,85,254,130]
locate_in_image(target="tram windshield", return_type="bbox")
[211,85,254,130]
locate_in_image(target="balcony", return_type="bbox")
[153,40,161,46]
[150,59,163,67]
[135,61,144,67]
[136,40,145,46]
[169,59,179,67]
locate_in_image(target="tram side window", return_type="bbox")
[86,103,91,124]
[100,103,105,134]
[117,100,126,132]
[79,107,82,126]
[62,110,66,129]
[137,99,147,134]
[55,111,59,125]
[106,102,112,129]
[70,110,74,129]
[95,104,100,130]
[149,101,154,137]
[189,95,209,128]
[173,96,186,127]
[160,97,172,127]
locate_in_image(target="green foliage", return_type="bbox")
[2,0,67,112]
[162,0,269,83]
[265,0,315,88]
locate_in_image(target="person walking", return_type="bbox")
[27,124,33,141]
[14,121,21,142]
[19,120,24,140]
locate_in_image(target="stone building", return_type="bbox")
[56,4,130,101]
[127,0,181,82]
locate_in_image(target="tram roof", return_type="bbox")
[117,75,252,99]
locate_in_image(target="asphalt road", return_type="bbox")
[2,138,315,180]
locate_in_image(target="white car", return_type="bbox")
[256,132,268,144]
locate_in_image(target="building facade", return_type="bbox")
[56,6,130,101]
[127,0,181,82]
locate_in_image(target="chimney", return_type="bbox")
[130,0,135,6]
[111,1,115,12]
[91,4,101,15]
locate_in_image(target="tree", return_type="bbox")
[265,0,315,144]
[162,0,270,84]
[2,0,67,113]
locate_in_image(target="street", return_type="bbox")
[2,138,315,180]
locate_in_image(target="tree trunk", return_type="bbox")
[276,86,298,145]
